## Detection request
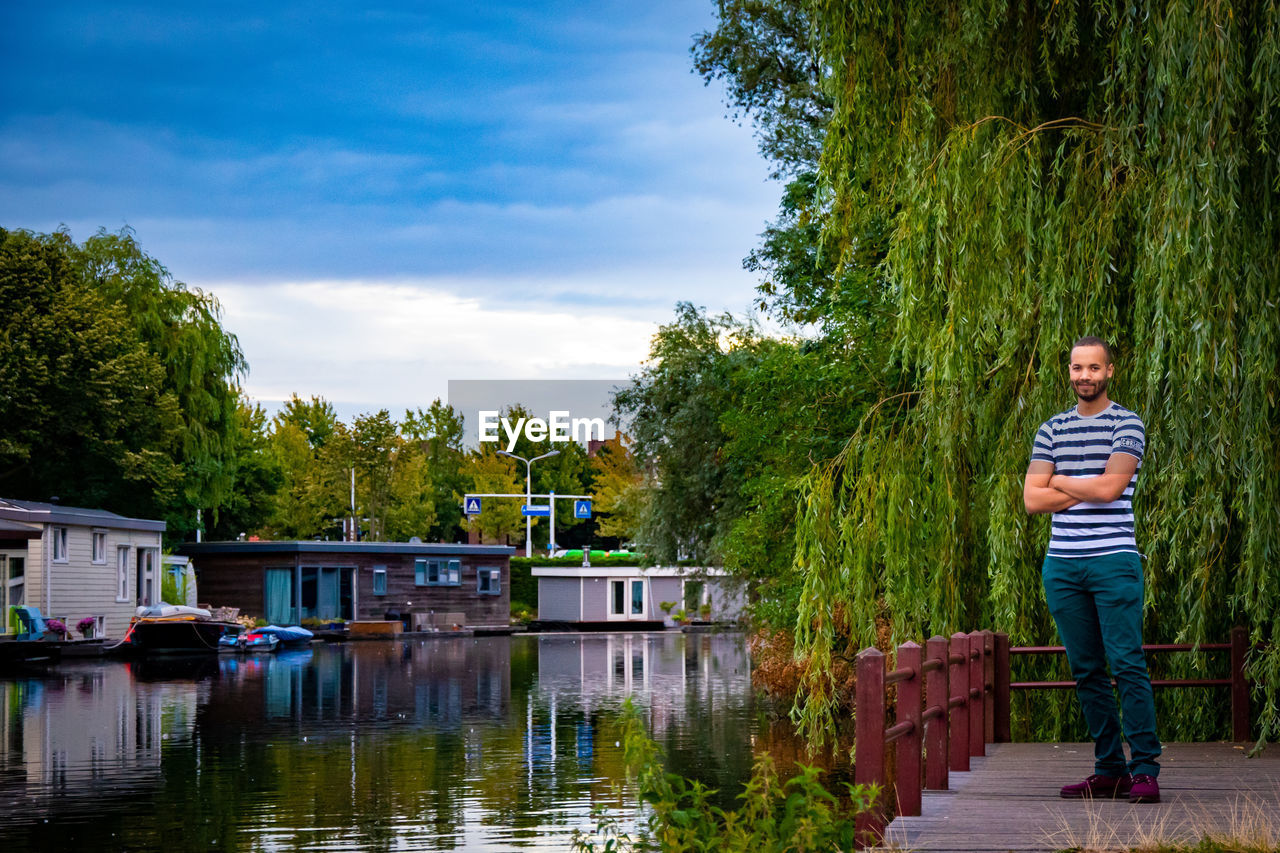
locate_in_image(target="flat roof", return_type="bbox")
[0,498,166,533]
[179,540,516,557]
[531,565,727,578]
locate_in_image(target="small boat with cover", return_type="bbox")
[256,625,314,648]
[124,604,240,655]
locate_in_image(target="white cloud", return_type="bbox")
[212,278,660,417]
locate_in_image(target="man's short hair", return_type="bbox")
[1071,335,1113,364]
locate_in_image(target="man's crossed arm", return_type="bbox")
[1023,453,1139,515]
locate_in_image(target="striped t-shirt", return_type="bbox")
[1030,402,1145,558]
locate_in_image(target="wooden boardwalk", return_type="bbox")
[879,742,1280,852]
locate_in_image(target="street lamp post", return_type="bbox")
[497,449,560,557]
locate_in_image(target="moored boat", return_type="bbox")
[218,630,280,653]
[256,625,314,648]
[124,604,241,655]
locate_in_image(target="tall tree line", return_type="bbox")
[0,227,643,552]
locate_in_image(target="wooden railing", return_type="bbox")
[853,627,1253,847]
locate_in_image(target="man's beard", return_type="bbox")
[1074,376,1108,402]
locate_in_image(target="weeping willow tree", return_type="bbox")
[789,0,1280,747]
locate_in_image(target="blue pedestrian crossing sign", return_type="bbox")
[574,500,592,519]
[464,497,482,515]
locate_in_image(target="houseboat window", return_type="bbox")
[116,547,130,601]
[419,559,461,586]
[300,567,348,619]
[265,568,293,624]
[52,527,68,562]
[611,580,625,616]
[92,530,107,563]
[477,567,500,595]
[630,580,644,616]
[373,566,387,596]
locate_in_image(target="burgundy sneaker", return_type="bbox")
[1059,773,1132,799]
[1128,774,1160,803]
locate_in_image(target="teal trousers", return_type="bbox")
[1041,552,1161,777]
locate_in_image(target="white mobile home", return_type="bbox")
[532,565,745,628]
[0,498,166,639]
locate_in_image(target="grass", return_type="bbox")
[1044,793,1280,853]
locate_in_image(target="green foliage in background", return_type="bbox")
[780,0,1280,747]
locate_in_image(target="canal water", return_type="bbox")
[0,632,758,851]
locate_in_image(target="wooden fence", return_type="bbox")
[853,627,1252,846]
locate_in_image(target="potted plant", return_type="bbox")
[76,616,97,639]
[673,609,689,626]
[45,618,68,639]
[698,601,712,622]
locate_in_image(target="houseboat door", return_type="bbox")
[0,555,23,613]
[608,578,647,621]
[136,548,157,607]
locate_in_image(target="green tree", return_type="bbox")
[692,0,830,178]
[782,0,1280,746]
[465,446,524,546]
[262,419,333,539]
[73,228,246,537]
[205,398,283,540]
[0,228,245,534]
[614,304,761,565]
[276,394,338,449]
[589,435,645,544]
[403,399,468,542]
[348,410,399,541]
[385,443,437,542]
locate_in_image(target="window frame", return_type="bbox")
[372,565,387,596]
[116,546,130,602]
[417,558,461,587]
[7,556,25,608]
[477,566,501,596]
[91,529,108,564]
[52,526,69,562]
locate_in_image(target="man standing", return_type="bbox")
[1023,336,1161,804]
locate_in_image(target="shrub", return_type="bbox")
[573,701,876,852]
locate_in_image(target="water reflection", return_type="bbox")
[0,632,754,851]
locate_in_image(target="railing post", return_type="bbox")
[968,632,985,757]
[994,632,1011,743]
[1231,626,1250,742]
[983,630,995,744]
[949,633,969,772]
[924,635,949,790]
[895,641,923,817]
[855,647,886,845]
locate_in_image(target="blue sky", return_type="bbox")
[1,1,777,418]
